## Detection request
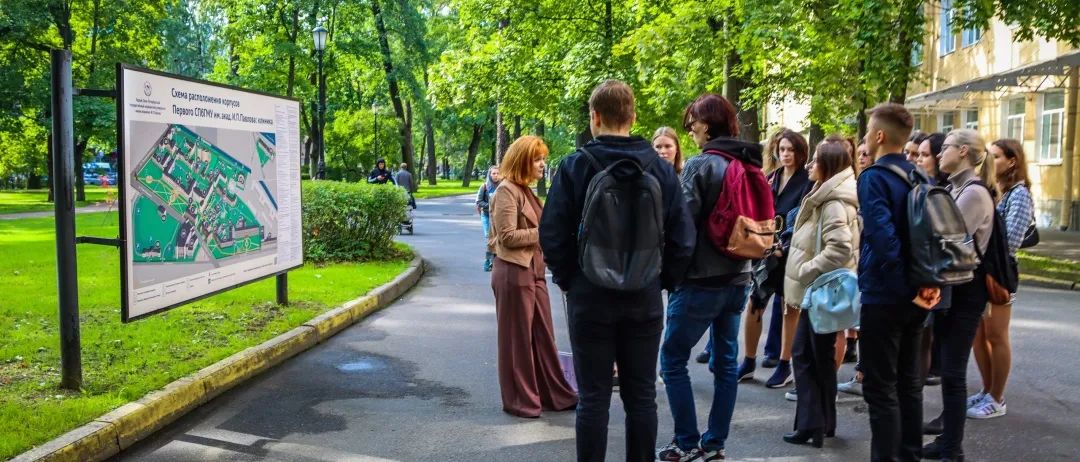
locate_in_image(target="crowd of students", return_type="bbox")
[478,79,1034,462]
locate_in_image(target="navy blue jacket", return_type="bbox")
[858,153,917,304]
[539,135,695,295]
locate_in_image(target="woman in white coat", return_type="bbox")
[782,140,861,447]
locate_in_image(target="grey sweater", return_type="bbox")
[948,168,994,255]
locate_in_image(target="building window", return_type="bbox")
[940,0,956,56]
[914,116,923,131]
[964,110,978,130]
[961,9,982,47]
[1005,98,1024,141]
[1039,92,1065,162]
[912,39,924,66]
[940,112,955,133]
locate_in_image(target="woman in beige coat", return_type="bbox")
[490,135,578,418]
[781,140,860,447]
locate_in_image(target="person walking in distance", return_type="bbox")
[966,139,1033,420]
[395,163,417,209]
[655,93,766,462]
[540,80,695,462]
[922,129,996,462]
[489,136,577,418]
[857,103,939,462]
[782,140,861,448]
[476,166,502,272]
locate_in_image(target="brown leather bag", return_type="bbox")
[725,215,778,260]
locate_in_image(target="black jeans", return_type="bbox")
[932,280,988,459]
[792,310,837,434]
[860,302,929,462]
[567,288,664,462]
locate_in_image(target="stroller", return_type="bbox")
[399,193,416,235]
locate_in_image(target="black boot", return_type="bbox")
[783,429,824,448]
[843,338,858,363]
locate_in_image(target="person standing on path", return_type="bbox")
[857,103,937,462]
[653,126,684,174]
[781,140,860,448]
[540,80,694,462]
[368,158,396,185]
[476,166,502,272]
[967,138,1033,420]
[655,93,762,462]
[395,163,417,209]
[738,128,813,389]
[921,129,996,462]
[489,136,577,419]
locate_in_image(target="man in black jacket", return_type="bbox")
[367,158,395,185]
[540,80,695,462]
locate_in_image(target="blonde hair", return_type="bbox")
[500,135,548,185]
[652,127,683,174]
[947,128,997,200]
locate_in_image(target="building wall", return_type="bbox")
[909,1,1080,229]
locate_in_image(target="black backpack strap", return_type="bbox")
[578,146,605,173]
[867,163,914,188]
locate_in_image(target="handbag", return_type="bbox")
[801,202,861,334]
[1020,222,1039,248]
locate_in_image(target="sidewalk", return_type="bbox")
[1024,229,1080,263]
[0,203,114,220]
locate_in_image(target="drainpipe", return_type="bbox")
[1062,67,1078,231]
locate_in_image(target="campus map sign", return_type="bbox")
[117,65,303,321]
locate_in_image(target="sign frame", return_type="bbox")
[116,63,304,323]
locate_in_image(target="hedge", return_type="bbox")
[302,180,408,262]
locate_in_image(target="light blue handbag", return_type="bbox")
[800,203,861,334]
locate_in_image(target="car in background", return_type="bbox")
[83,162,117,186]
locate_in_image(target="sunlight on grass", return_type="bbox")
[0,186,112,215]
[413,182,479,199]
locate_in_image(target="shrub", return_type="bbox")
[302,180,407,262]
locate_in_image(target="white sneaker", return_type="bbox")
[838,376,863,396]
[785,389,797,401]
[966,391,988,409]
[967,396,1006,419]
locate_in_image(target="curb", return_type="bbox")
[12,255,426,462]
[1020,274,1080,292]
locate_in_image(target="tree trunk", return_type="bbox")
[462,123,483,187]
[442,156,450,180]
[47,132,54,201]
[576,101,592,147]
[513,116,521,139]
[808,123,824,155]
[425,115,436,185]
[723,49,760,142]
[496,110,510,163]
[535,120,547,196]
[888,0,921,104]
[371,0,415,171]
[74,140,86,202]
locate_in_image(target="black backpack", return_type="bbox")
[972,182,1019,303]
[576,147,665,291]
[870,164,978,286]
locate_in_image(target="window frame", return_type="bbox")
[940,112,955,133]
[1037,92,1065,163]
[1004,97,1025,141]
[963,109,978,130]
[939,0,957,56]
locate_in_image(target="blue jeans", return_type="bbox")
[660,284,750,452]
[481,212,491,240]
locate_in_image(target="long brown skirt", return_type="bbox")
[491,256,578,417]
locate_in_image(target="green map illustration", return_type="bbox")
[132,124,268,263]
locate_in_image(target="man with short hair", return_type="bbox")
[858,103,937,462]
[540,80,694,462]
[395,163,416,209]
[368,158,395,185]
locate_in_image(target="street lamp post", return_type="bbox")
[312,25,328,180]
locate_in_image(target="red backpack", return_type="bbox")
[704,150,777,260]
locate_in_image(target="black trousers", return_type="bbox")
[859,302,929,462]
[566,287,664,462]
[792,310,837,433]
[933,280,988,459]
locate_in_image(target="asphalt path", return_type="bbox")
[116,194,1080,461]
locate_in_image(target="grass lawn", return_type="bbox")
[0,212,411,459]
[413,181,479,199]
[0,186,113,215]
[1018,251,1080,284]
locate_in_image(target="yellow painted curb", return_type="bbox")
[13,255,425,462]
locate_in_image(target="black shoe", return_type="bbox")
[765,360,793,388]
[695,350,711,364]
[922,438,943,460]
[843,345,858,364]
[925,374,942,386]
[736,357,756,382]
[762,357,780,368]
[783,429,824,448]
[924,415,944,435]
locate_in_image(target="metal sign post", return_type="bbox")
[51,49,82,390]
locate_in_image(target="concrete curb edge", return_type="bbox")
[11,255,426,462]
[1020,273,1080,292]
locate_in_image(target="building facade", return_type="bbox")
[906,1,1080,230]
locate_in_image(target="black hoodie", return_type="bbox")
[539,135,695,298]
[368,158,395,185]
[679,137,765,286]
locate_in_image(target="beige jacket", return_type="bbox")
[490,181,542,268]
[783,167,861,306]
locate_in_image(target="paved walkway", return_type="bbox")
[0,203,114,220]
[113,195,1080,461]
[1024,229,1080,263]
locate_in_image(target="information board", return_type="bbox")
[117,65,303,321]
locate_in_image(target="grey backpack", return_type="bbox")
[576,147,665,291]
[870,164,978,286]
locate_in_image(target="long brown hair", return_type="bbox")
[813,140,853,182]
[992,138,1030,190]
